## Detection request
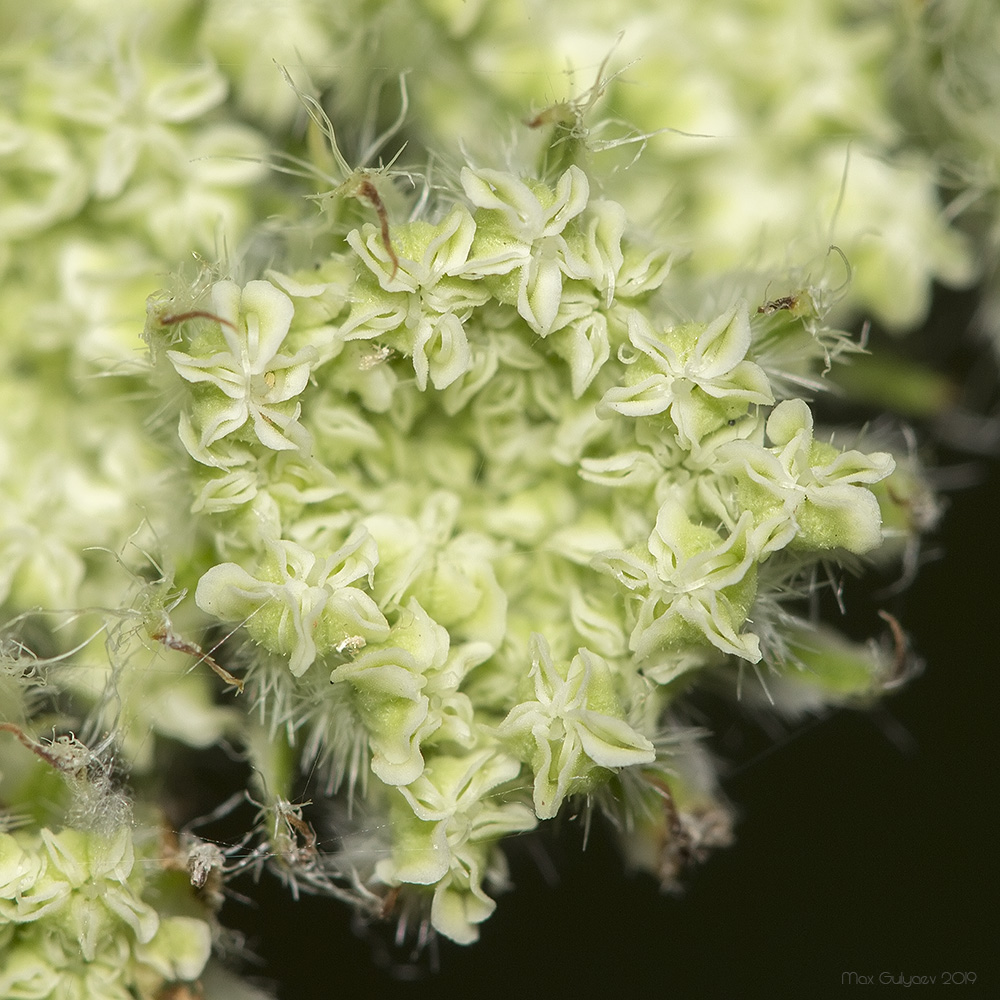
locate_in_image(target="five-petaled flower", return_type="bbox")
[376,749,536,944]
[721,398,895,555]
[343,204,490,389]
[462,165,591,336]
[167,279,314,457]
[594,494,762,667]
[600,303,773,446]
[497,634,655,819]
[195,531,388,677]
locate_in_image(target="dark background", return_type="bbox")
[220,287,998,999]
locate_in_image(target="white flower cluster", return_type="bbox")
[2,0,983,983]
[0,826,212,999]
[147,162,901,942]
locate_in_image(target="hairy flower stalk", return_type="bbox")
[0,0,985,990]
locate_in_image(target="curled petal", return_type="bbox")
[412,313,472,390]
[766,397,813,446]
[692,303,752,378]
[517,254,565,335]
[575,709,655,770]
[237,280,296,370]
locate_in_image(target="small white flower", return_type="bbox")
[195,532,387,676]
[344,205,489,389]
[594,496,762,664]
[722,398,895,555]
[498,635,655,819]
[167,280,314,454]
[601,304,773,445]
[376,749,535,943]
[462,165,591,335]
